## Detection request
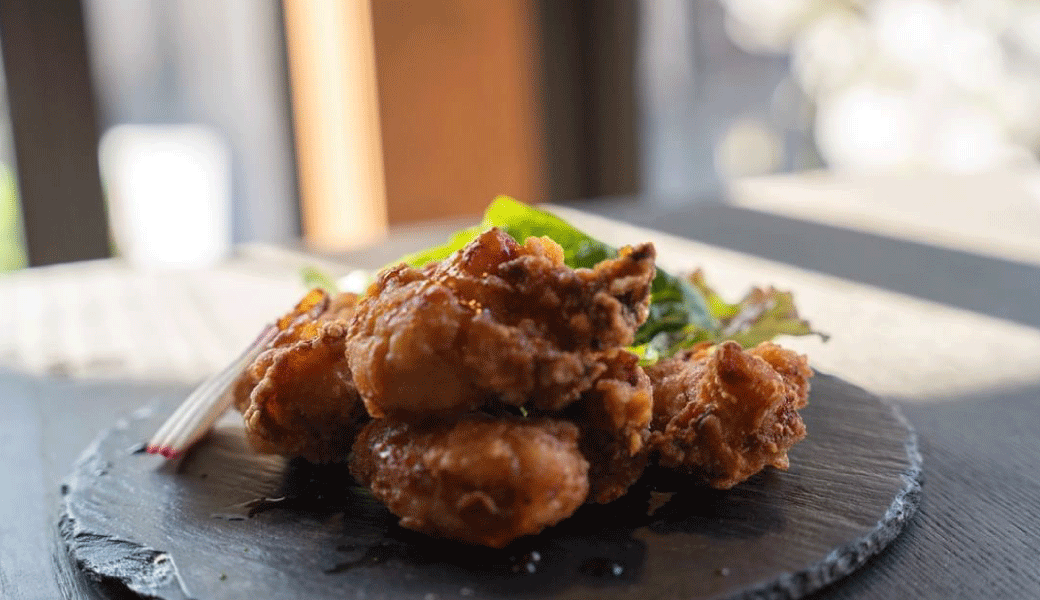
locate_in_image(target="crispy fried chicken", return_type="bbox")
[350,415,590,548]
[346,227,655,419]
[646,341,812,489]
[229,225,814,549]
[566,348,653,504]
[232,289,368,463]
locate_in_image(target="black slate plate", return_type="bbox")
[61,374,921,600]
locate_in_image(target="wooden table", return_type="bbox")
[3,187,1040,598]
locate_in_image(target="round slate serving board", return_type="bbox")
[61,374,921,600]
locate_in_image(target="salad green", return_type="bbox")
[399,196,718,353]
[306,196,824,365]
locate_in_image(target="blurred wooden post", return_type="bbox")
[370,0,547,224]
[537,0,640,201]
[282,0,638,241]
[0,0,110,266]
[282,0,388,251]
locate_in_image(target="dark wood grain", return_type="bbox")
[59,375,919,600]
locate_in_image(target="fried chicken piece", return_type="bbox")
[232,289,368,463]
[647,341,812,489]
[566,349,653,504]
[347,228,656,419]
[350,415,590,548]
[750,341,812,409]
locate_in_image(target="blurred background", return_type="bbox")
[3,0,1040,270]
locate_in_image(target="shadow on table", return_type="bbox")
[572,198,1040,330]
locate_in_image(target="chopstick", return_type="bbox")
[146,323,278,459]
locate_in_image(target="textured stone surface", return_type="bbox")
[61,374,920,600]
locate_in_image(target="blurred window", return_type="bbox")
[82,0,299,264]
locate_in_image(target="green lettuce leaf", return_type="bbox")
[635,270,715,345]
[399,196,716,345]
[300,266,340,294]
[398,196,615,269]
[662,270,828,352]
[305,197,824,367]
[396,225,485,268]
[722,288,828,347]
[627,343,662,367]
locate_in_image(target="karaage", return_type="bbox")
[347,228,656,419]
[566,348,653,504]
[646,340,812,489]
[232,289,368,463]
[350,415,590,548]
[227,224,815,549]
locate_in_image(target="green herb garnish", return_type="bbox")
[300,266,340,294]
[399,196,717,353]
[302,197,824,366]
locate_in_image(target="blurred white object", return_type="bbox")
[338,269,373,294]
[714,117,783,178]
[791,8,870,94]
[872,0,948,73]
[816,85,918,172]
[719,0,1040,175]
[101,124,232,267]
[721,0,819,54]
